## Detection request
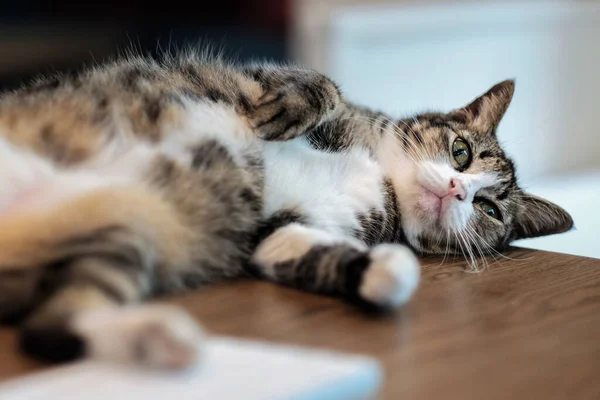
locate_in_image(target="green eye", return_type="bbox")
[477,199,500,220]
[452,138,471,170]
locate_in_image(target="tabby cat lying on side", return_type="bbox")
[0,51,572,368]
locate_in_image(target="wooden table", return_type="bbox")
[0,247,599,399]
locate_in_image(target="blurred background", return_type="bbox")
[0,0,597,258]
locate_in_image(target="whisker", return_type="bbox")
[465,226,490,271]
[397,119,432,161]
[342,114,428,164]
[403,118,434,161]
[468,225,533,262]
[467,226,500,268]
[435,227,451,268]
[453,230,472,271]
[457,229,479,272]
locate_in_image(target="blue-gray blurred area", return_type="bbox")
[0,0,290,91]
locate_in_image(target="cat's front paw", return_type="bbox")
[247,80,340,142]
[359,244,421,308]
[246,88,314,141]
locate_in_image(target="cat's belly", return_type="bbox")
[0,100,260,221]
[261,138,386,236]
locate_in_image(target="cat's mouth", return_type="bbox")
[417,186,454,224]
[418,187,442,213]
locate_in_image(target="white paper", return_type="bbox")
[0,337,383,400]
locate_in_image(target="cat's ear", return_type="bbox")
[449,79,515,134]
[512,192,574,240]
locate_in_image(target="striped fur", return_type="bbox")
[0,50,572,368]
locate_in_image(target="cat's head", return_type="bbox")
[387,80,573,261]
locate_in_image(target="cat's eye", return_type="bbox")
[476,198,500,220]
[452,138,471,170]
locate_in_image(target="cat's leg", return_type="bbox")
[241,64,343,142]
[240,66,391,154]
[0,131,260,368]
[0,184,206,369]
[21,278,204,369]
[250,223,420,309]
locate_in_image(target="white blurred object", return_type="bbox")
[0,336,383,400]
[292,0,600,259]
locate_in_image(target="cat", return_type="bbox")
[0,50,573,369]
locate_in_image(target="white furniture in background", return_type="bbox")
[292,0,600,259]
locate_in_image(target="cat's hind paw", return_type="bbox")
[73,304,205,370]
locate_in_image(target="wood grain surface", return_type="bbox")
[0,247,599,399]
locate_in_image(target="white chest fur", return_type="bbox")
[261,138,385,236]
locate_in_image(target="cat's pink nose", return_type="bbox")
[449,177,467,201]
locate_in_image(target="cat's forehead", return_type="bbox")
[465,132,515,178]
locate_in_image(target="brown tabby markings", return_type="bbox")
[355,179,404,247]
